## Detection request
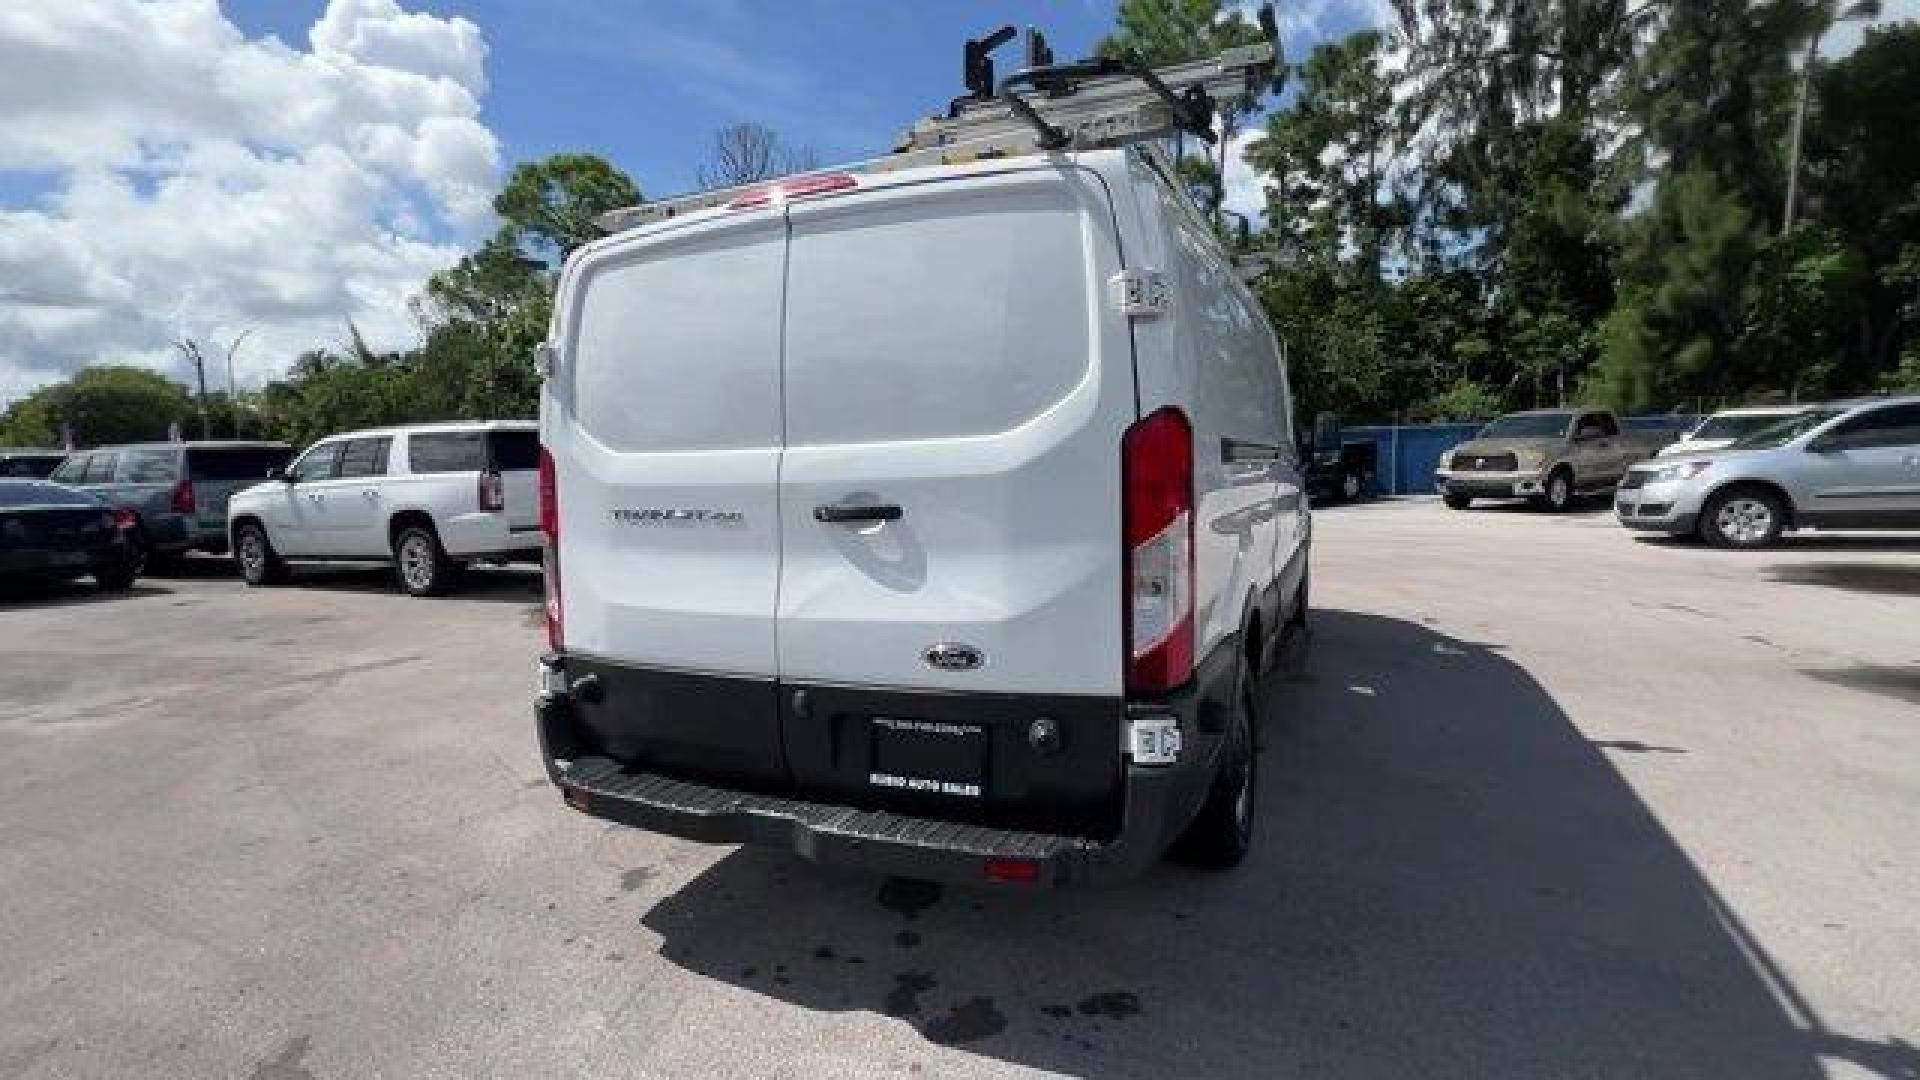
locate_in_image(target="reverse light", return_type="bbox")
[478,469,505,512]
[538,446,562,650]
[169,479,195,515]
[727,172,858,210]
[1122,407,1194,696]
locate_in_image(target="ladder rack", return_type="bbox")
[595,5,1281,235]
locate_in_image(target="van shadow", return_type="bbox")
[636,610,1915,1078]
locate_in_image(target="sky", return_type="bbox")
[0,0,1911,405]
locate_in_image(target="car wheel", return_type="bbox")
[1170,656,1258,870]
[1700,486,1786,549]
[93,559,136,592]
[234,522,288,586]
[394,525,456,596]
[1443,491,1473,510]
[1534,467,1574,512]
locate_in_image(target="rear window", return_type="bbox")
[189,446,290,481]
[82,452,119,484]
[568,219,786,453]
[783,179,1094,444]
[48,455,86,484]
[0,455,63,479]
[0,481,99,507]
[408,431,487,473]
[119,447,180,483]
[488,430,540,471]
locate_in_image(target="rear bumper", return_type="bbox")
[440,511,543,558]
[534,649,1235,887]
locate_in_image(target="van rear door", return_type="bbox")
[775,168,1134,804]
[546,211,789,783]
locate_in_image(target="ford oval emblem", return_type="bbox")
[923,642,985,672]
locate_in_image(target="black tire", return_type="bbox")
[393,524,458,596]
[1443,491,1473,510]
[1699,485,1787,549]
[1171,656,1258,870]
[233,522,288,586]
[93,559,136,592]
[1533,466,1575,512]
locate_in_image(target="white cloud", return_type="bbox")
[0,0,500,399]
[1825,0,1920,55]
[1222,126,1269,225]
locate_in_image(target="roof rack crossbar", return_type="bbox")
[593,4,1281,237]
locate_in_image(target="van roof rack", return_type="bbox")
[595,5,1282,235]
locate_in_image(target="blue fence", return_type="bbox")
[1345,415,1700,496]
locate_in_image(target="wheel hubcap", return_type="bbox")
[1552,476,1569,505]
[1343,473,1360,498]
[1716,498,1773,544]
[239,534,263,575]
[401,536,433,588]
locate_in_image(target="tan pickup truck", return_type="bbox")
[1435,409,1665,511]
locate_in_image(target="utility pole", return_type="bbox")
[223,328,256,438]
[1783,0,1880,234]
[175,339,210,439]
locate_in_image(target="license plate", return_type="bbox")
[868,716,985,798]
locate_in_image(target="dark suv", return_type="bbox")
[49,442,292,567]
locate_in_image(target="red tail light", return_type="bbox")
[983,857,1041,885]
[478,469,505,512]
[169,480,195,515]
[1122,407,1194,696]
[111,507,136,530]
[538,446,562,651]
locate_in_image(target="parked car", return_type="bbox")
[534,145,1309,887]
[1656,406,1804,457]
[0,449,69,479]
[0,480,138,592]
[227,421,542,595]
[1615,396,1920,548]
[1435,408,1666,511]
[1300,413,1379,503]
[47,441,292,569]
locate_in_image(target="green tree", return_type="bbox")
[0,366,194,447]
[492,153,642,263]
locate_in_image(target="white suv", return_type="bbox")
[228,421,542,595]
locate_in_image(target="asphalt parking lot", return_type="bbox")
[3,499,1916,1079]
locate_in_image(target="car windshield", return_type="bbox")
[1479,414,1572,439]
[1694,412,1800,440]
[0,480,99,507]
[1730,408,1846,450]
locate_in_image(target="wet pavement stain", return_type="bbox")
[247,1035,315,1080]
[619,866,656,891]
[894,930,922,949]
[878,877,943,919]
[1802,664,1920,706]
[1040,1005,1073,1019]
[813,945,836,960]
[1590,739,1686,755]
[885,971,937,1018]
[1075,991,1141,1020]
[922,997,1007,1045]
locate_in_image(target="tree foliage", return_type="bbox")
[696,123,819,190]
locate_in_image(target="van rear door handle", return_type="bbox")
[814,503,902,524]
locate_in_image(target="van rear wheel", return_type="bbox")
[1171,657,1258,870]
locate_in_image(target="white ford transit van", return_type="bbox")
[535,24,1308,886]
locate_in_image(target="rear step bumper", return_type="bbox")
[545,751,1197,887]
[534,649,1237,887]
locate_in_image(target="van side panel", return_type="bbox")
[1124,150,1296,659]
[774,167,1133,697]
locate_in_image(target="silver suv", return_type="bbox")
[1615,396,1920,548]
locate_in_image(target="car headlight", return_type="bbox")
[1649,460,1713,484]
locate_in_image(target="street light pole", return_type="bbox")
[1783,0,1880,235]
[175,339,210,440]
[224,328,256,438]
